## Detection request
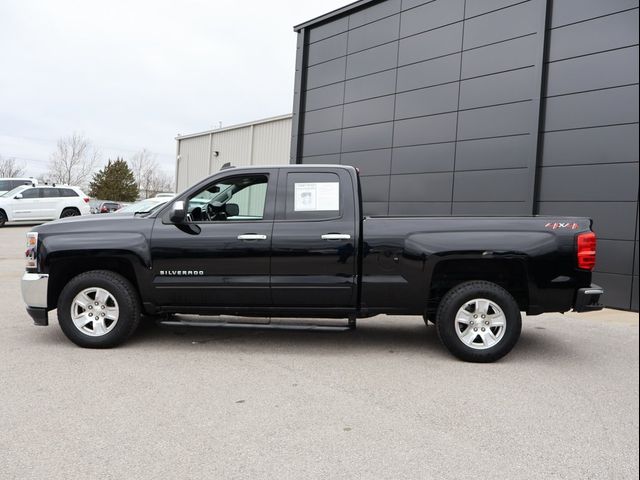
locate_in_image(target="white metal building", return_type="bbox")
[175,114,292,191]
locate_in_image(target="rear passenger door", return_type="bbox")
[270,168,358,310]
[39,188,61,219]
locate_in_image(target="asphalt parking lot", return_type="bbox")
[0,224,638,479]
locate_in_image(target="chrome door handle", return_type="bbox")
[321,233,351,241]
[237,234,267,241]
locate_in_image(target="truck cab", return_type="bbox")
[149,165,359,317]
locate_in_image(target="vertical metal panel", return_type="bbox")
[175,139,182,191]
[175,116,292,189]
[291,28,307,163]
[175,135,210,190]
[176,141,188,192]
[251,117,292,165]
[210,126,253,171]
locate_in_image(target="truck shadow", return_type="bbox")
[133,317,444,356]
[32,314,575,363]
[124,316,575,363]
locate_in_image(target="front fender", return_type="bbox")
[40,232,151,269]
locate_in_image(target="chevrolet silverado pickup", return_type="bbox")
[21,165,603,362]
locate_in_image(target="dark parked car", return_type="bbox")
[21,165,603,362]
[91,201,123,214]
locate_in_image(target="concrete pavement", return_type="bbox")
[0,225,638,479]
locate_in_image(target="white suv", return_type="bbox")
[0,177,38,195]
[0,185,91,227]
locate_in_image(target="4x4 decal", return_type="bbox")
[545,222,580,230]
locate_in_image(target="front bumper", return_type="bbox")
[21,273,49,326]
[573,284,604,312]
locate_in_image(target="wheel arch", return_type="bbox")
[60,206,81,217]
[427,257,530,317]
[47,254,144,309]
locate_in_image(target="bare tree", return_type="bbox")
[146,170,174,197]
[0,155,26,177]
[128,148,155,194]
[129,149,174,198]
[47,133,100,187]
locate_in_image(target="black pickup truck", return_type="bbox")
[21,165,603,362]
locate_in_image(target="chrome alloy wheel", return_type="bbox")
[70,287,120,336]
[454,298,507,350]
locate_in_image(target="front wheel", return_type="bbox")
[57,270,141,348]
[436,281,522,363]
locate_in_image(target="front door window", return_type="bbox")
[187,175,268,222]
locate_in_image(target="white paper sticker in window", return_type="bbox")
[294,182,339,211]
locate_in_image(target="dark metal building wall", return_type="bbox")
[292,0,640,310]
[292,0,548,216]
[536,0,639,309]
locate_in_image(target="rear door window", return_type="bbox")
[284,172,341,221]
[58,188,78,197]
[41,188,60,198]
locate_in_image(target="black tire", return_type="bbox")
[0,210,6,227]
[60,207,80,218]
[436,281,522,363]
[57,270,141,348]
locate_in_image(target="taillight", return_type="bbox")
[577,232,596,271]
[83,197,90,203]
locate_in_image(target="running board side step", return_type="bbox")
[158,318,355,332]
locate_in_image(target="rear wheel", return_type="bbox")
[60,207,80,218]
[436,281,522,363]
[57,270,141,348]
[0,210,6,227]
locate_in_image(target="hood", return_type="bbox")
[32,212,156,235]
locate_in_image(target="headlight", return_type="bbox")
[26,232,38,269]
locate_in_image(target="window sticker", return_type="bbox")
[294,182,339,211]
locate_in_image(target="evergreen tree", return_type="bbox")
[88,157,138,201]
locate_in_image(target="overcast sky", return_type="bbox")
[0,0,349,178]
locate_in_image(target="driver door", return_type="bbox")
[150,170,277,309]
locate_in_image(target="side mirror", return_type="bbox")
[14,193,23,199]
[169,200,186,223]
[225,203,240,217]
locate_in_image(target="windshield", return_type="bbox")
[116,198,167,213]
[1,185,28,198]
